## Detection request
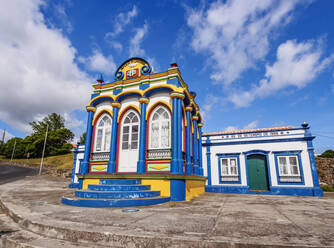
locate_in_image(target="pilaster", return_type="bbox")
[107,102,121,173]
[80,106,96,174]
[137,97,149,173]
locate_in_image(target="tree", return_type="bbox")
[79,132,86,144]
[320,150,334,158]
[29,113,65,133]
[26,113,74,158]
[4,137,26,159]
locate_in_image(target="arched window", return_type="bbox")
[94,114,112,152]
[149,106,171,149]
[121,110,139,150]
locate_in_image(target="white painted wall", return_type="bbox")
[202,130,315,188]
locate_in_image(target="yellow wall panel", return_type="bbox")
[141,179,170,197]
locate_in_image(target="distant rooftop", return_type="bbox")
[203,126,296,136]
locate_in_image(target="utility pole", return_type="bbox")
[39,124,48,175]
[10,139,16,162]
[1,129,5,144]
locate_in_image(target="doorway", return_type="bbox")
[247,154,270,191]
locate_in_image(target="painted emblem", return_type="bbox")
[126,68,139,79]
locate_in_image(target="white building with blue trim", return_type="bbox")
[203,124,323,197]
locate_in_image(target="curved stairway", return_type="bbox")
[62,179,170,207]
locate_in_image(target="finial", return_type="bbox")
[170,62,178,68]
[97,74,104,83]
[301,121,309,128]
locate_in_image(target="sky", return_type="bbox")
[0,0,334,153]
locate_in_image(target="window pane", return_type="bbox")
[279,157,286,165]
[124,117,130,124]
[105,118,111,126]
[122,134,129,142]
[128,112,134,118]
[131,133,138,141]
[157,108,163,115]
[132,125,138,133]
[150,122,159,148]
[152,113,159,121]
[123,126,129,133]
[132,116,139,123]
[289,156,297,165]
[279,157,288,175]
[96,129,103,151]
[98,120,104,127]
[131,141,138,149]
[230,158,238,175]
[221,159,228,175]
[163,111,169,119]
[122,142,128,150]
[104,128,111,151]
[161,121,170,148]
[291,165,299,175]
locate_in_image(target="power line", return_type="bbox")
[313,133,334,139]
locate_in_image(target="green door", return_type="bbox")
[247,155,269,191]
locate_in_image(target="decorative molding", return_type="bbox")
[92,109,113,126]
[111,102,121,108]
[86,106,96,112]
[170,92,185,99]
[185,106,193,112]
[139,97,149,104]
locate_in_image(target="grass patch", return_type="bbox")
[0,153,74,170]
[321,185,334,192]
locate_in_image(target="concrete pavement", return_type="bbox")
[0,174,333,247]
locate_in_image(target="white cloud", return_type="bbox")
[129,23,148,57]
[224,126,238,132]
[223,120,258,132]
[105,5,138,38]
[200,93,221,120]
[63,112,83,129]
[230,39,334,107]
[186,0,309,85]
[0,0,92,132]
[78,49,116,75]
[244,120,258,130]
[109,41,123,51]
[53,3,73,33]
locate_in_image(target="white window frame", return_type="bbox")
[149,106,171,150]
[120,110,140,151]
[221,157,238,176]
[277,155,300,177]
[93,113,112,153]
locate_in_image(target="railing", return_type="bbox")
[91,152,110,161]
[279,176,302,182]
[146,149,172,160]
[221,176,239,182]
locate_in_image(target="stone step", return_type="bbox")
[99,179,141,185]
[88,184,150,191]
[61,196,170,207]
[75,190,160,199]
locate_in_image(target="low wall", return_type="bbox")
[316,157,334,185]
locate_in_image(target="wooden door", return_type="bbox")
[247,155,269,191]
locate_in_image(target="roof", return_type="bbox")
[203,126,296,136]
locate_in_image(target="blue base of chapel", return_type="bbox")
[62,179,171,208]
[205,185,323,197]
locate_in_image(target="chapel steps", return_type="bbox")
[62,179,170,207]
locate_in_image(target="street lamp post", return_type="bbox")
[39,124,48,175]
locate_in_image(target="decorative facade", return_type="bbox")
[62,58,206,207]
